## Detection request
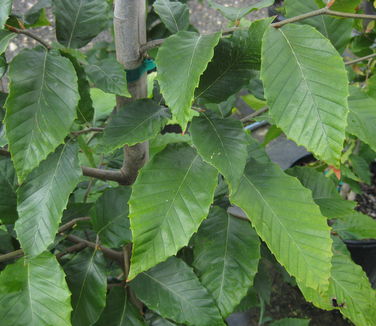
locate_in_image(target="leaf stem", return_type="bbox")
[345,53,376,65]
[241,107,269,123]
[5,24,51,50]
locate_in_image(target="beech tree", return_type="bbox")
[0,0,376,325]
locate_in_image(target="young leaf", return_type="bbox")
[0,30,16,55]
[193,206,261,317]
[156,31,220,130]
[5,47,79,182]
[261,24,349,167]
[130,257,225,326]
[102,99,171,152]
[285,0,353,53]
[84,57,130,97]
[94,287,146,326]
[208,0,274,21]
[64,248,107,326]
[298,238,376,326]
[0,0,12,28]
[0,157,18,224]
[0,252,72,326]
[190,113,248,190]
[347,86,376,153]
[53,0,110,48]
[230,159,333,291]
[15,143,82,257]
[128,143,218,279]
[91,187,132,248]
[153,0,190,34]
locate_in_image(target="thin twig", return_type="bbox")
[71,127,104,137]
[345,53,376,65]
[0,249,23,262]
[241,107,269,123]
[5,24,51,50]
[56,242,87,259]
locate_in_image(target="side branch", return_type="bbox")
[5,25,51,50]
[345,53,376,65]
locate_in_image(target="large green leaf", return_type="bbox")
[0,252,72,326]
[130,257,225,326]
[128,143,218,279]
[53,0,110,48]
[15,143,82,257]
[5,47,79,182]
[195,18,273,103]
[261,24,349,166]
[91,187,132,248]
[156,31,220,130]
[153,0,190,34]
[0,157,18,224]
[230,159,332,291]
[347,86,376,153]
[0,0,12,28]
[193,206,260,317]
[208,0,274,21]
[102,99,171,152]
[298,237,376,326]
[65,248,107,326]
[285,0,353,53]
[190,113,248,190]
[84,57,130,97]
[0,30,16,55]
[95,287,146,326]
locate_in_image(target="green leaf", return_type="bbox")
[102,99,171,152]
[269,318,310,326]
[61,51,94,124]
[24,0,52,26]
[146,313,180,326]
[208,0,274,21]
[191,113,248,189]
[261,24,349,166]
[5,47,79,182]
[0,0,12,28]
[193,206,260,317]
[153,0,190,34]
[84,58,130,97]
[53,0,110,48]
[130,257,225,326]
[149,133,192,159]
[95,287,146,326]
[0,252,72,326]
[298,237,376,326]
[65,248,107,326]
[325,0,361,12]
[128,143,218,279]
[91,87,116,122]
[91,187,132,248]
[351,155,371,185]
[0,30,16,55]
[285,0,353,53]
[332,212,376,240]
[0,157,18,224]
[156,31,220,130]
[15,143,82,257]
[347,86,376,153]
[230,159,332,291]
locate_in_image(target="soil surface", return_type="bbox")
[356,162,376,219]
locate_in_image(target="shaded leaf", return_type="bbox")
[269,318,310,326]
[102,99,171,152]
[54,0,110,48]
[191,113,248,189]
[15,143,82,257]
[131,257,225,326]
[85,57,130,97]
[0,0,12,28]
[0,157,18,224]
[230,159,332,291]
[149,133,191,159]
[5,47,79,182]
[91,187,132,248]
[24,0,52,26]
[0,252,72,326]
[65,248,107,326]
[156,31,220,130]
[128,143,218,279]
[208,0,274,21]
[261,24,349,166]
[0,30,16,55]
[153,0,190,34]
[193,206,260,317]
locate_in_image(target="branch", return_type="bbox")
[71,127,104,137]
[241,107,269,123]
[345,53,376,65]
[5,24,51,50]
[0,217,90,263]
[56,242,87,259]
